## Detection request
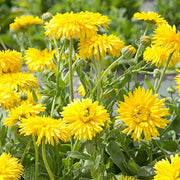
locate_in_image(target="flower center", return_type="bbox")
[81,106,94,123]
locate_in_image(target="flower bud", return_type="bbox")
[167,86,176,94]
[60,37,70,47]
[153,68,161,78]
[140,36,151,47]
[41,12,53,22]
[20,92,28,101]
[113,119,126,131]
[39,95,51,105]
[121,45,136,59]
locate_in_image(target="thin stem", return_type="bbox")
[155,52,174,94]
[0,37,7,50]
[27,29,32,47]
[90,55,124,98]
[20,139,31,164]
[154,77,159,91]
[15,33,25,52]
[32,135,38,180]
[42,138,55,180]
[72,138,79,151]
[69,38,74,101]
[96,53,102,102]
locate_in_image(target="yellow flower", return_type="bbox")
[3,103,46,128]
[77,83,86,97]
[44,11,110,39]
[116,87,169,142]
[10,15,43,33]
[61,98,111,140]
[174,69,180,94]
[19,116,71,146]
[133,11,167,25]
[111,174,138,180]
[78,34,124,60]
[25,48,57,72]
[143,45,180,67]
[0,88,20,110]
[154,154,180,180]
[0,50,23,74]
[0,72,38,91]
[0,152,23,180]
[152,23,180,53]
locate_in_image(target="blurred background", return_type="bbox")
[0,0,180,50]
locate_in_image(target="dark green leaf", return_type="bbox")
[161,140,178,152]
[67,151,90,160]
[137,166,156,176]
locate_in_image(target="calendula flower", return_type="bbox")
[44,11,110,39]
[19,116,70,146]
[0,152,23,180]
[111,174,138,180]
[0,88,20,110]
[143,45,180,67]
[78,34,124,60]
[154,154,180,180]
[116,87,169,142]
[61,98,111,140]
[0,72,38,91]
[152,23,180,53]
[25,48,56,72]
[77,83,86,97]
[0,50,23,74]
[10,15,43,33]
[174,69,180,94]
[133,11,167,25]
[3,103,46,128]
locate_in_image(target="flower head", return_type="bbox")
[0,88,20,110]
[133,11,167,25]
[143,45,180,67]
[0,152,23,180]
[61,98,111,140]
[121,45,136,59]
[0,50,23,74]
[19,116,70,146]
[116,87,169,142]
[0,72,38,91]
[154,154,180,180]
[78,34,124,59]
[174,69,180,94]
[77,83,86,97]
[25,48,56,72]
[44,11,110,39]
[152,24,180,53]
[10,15,43,33]
[111,174,138,180]
[3,103,46,128]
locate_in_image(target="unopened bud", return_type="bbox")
[41,12,53,22]
[39,95,50,105]
[167,86,176,94]
[20,92,28,101]
[153,68,161,78]
[140,36,151,47]
[113,119,126,131]
[121,45,136,59]
[60,37,70,47]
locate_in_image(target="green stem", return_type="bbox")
[154,77,159,91]
[69,38,74,101]
[96,53,102,102]
[42,138,55,180]
[32,135,38,180]
[155,52,174,94]
[15,33,25,52]
[27,29,32,47]
[0,37,7,51]
[72,138,79,151]
[90,55,124,98]
[20,139,31,164]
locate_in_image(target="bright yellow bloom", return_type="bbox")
[154,154,180,180]
[19,116,71,146]
[3,103,46,128]
[152,24,180,53]
[0,88,20,110]
[25,48,56,72]
[116,87,169,142]
[0,152,23,180]
[0,72,38,91]
[133,11,167,25]
[61,98,111,140]
[78,34,124,60]
[44,11,110,39]
[0,50,23,74]
[143,45,180,67]
[10,15,43,33]
[174,69,180,94]
[77,83,86,97]
[111,174,138,180]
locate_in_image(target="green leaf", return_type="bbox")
[67,151,90,160]
[145,75,154,92]
[137,166,156,176]
[32,89,38,103]
[161,140,178,152]
[106,141,126,173]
